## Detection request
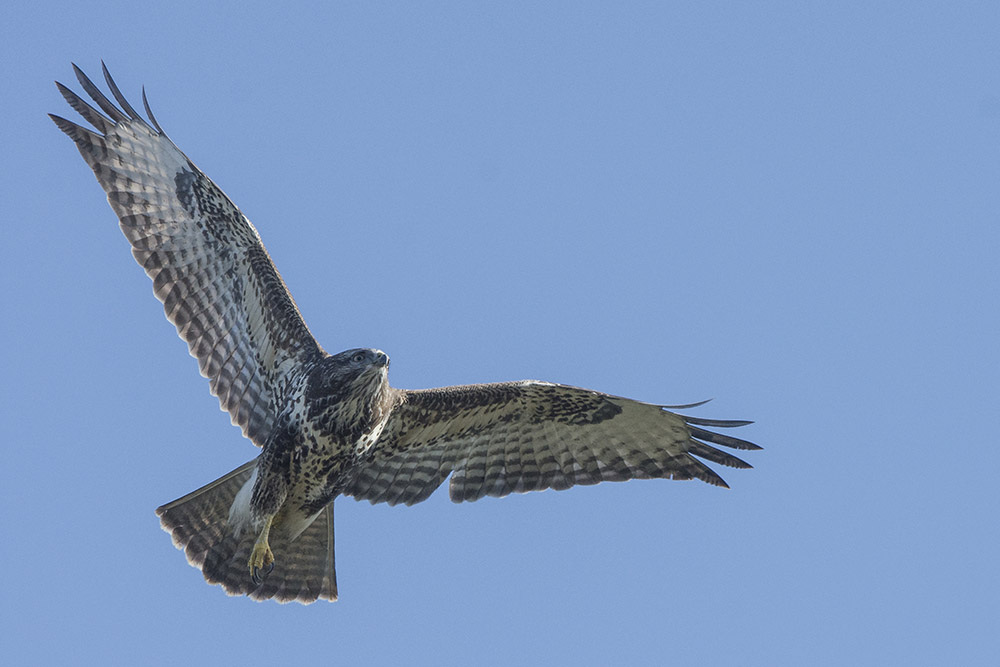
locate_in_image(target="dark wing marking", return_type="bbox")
[346,381,760,506]
[51,64,323,447]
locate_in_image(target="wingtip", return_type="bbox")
[101,60,144,122]
[142,85,165,134]
[683,415,754,428]
[99,59,114,84]
[48,113,79,136]
[662,398,713,410]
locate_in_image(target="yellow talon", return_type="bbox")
[248,516,275,585]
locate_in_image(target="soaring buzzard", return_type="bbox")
[51,63,761,604]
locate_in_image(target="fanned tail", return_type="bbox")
[155,461,338,603]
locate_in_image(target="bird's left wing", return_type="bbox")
[50,64,324,447]
[346,380,760,506]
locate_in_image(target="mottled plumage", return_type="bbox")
[52,63,761,604]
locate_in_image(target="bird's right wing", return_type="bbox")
[50,64,324,447]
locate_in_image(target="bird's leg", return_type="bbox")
[249,515,275,585]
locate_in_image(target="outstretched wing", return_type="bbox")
[346,381,760,506]
[50,63,323,447]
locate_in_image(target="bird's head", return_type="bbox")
[304,348,395,436]
[323,347,390,389]
[306,347,392,423]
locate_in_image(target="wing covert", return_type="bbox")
[51,64,324,446]
[346,381,760,506]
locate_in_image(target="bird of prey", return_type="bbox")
[51,63,761,604]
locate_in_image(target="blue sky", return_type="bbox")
[3,2,998,665]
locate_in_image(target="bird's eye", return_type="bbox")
[352,352,365,363]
